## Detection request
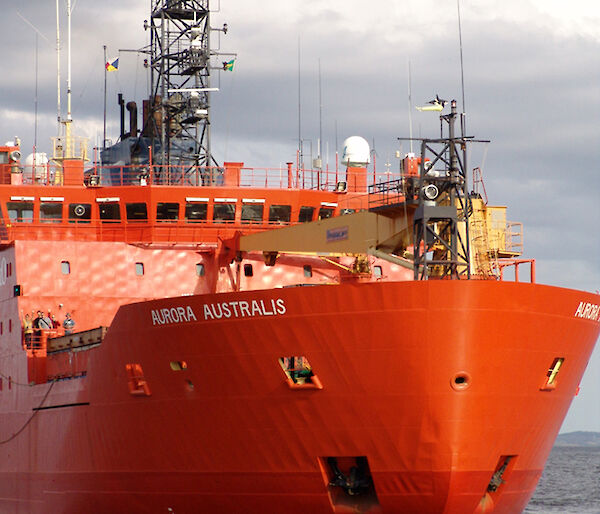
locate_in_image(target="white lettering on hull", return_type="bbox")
[574,301,600,322]
[151,305,198,326]
[203,298,286,320]
[152,298,287,324]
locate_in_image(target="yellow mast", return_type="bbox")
[51,0,88,184]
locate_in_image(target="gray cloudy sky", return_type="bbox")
[0,0,598,432]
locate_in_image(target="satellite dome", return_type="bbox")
[341,136,370,167]
[25,152,49,179]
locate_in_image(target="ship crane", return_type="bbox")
[239,100,497,281]
[236,208,415,271]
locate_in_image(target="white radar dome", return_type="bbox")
[341,136,370,167]
[25,152,49,179]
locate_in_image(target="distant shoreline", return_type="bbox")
[554,431,600,447]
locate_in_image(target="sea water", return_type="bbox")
[525,447,600,513]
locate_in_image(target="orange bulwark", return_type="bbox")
[1,281,598,513]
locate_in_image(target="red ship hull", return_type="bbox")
[2,280,598,513]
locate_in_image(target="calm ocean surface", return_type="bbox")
[525,446,600,513]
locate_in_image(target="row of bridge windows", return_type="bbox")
[3,201,336,224]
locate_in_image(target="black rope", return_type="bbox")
[0,380,56,445]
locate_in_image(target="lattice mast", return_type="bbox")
[411,100,473,280]
[148,0,224,169]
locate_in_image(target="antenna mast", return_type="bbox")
[148,0,228,175]
[407,59,413,153]
[64,0,73,155]
[457,0,467,137]
[317,57,322,170]
[56,0,61,132]
[51,0,88,169]
[297,36,302,170]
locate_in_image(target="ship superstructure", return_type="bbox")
[0,1,598,513]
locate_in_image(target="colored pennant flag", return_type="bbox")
[222,59,235,71]
[105,57,119,72]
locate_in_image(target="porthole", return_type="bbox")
[451,371,471,391]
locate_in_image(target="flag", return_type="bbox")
[105,57,119,72]
[416,95,447,112]
[223,59,235,71]
[416,104,443,112]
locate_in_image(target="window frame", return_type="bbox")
[126,202,149,223]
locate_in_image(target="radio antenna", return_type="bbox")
[407,59,413,153]
[457,0,466,137]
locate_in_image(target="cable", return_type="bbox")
[0,380,56,445]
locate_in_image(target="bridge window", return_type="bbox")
[185,202,207,222]
[213,202,236,222]
[244,264,253,277]
[99,203,120,223]
[40,202,63,223]
[298,206,315,223]
[269,205,291,223]
[241,203,264,223]
[68,203,91,223]
[126,203,148,222]
[156,202,179,221]
[304,265,312,277]
[318,207,334,220]
[7,202,33,223]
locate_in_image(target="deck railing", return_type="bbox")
[13,163,405,191]
[0,218,293,244]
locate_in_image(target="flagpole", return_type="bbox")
[103,45,107,149]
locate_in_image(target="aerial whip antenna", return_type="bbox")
[56,0,61,133]
[297,36,302,171]
[318,57,323,171]
[407,59,413,153]
[457,0,467,137]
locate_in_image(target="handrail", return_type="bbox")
[9,163,406,191]
[0,217,295,245]
[23,329,63,351]
[495,258,536,283]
